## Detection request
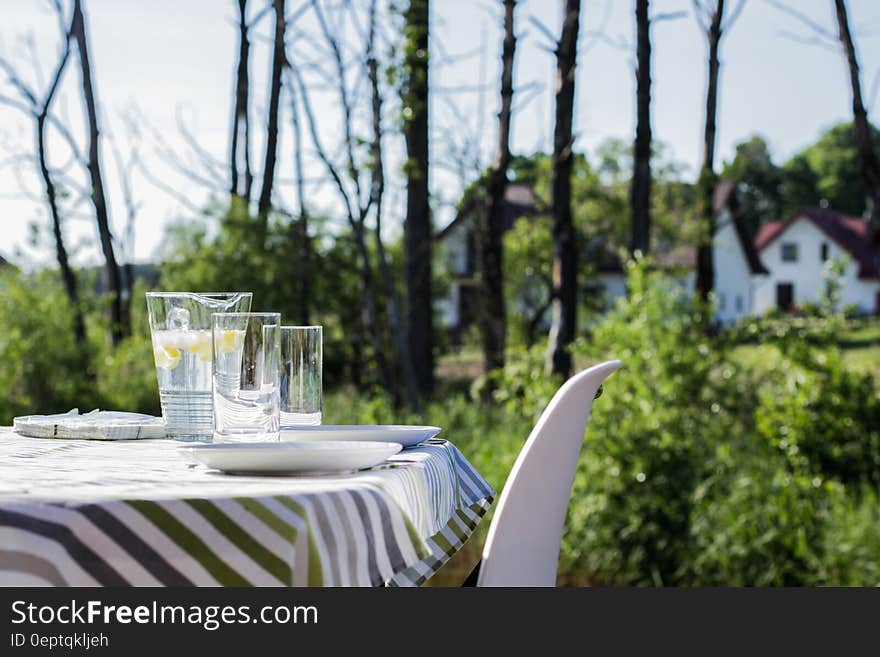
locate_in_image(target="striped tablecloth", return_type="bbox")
[0,430,493,587]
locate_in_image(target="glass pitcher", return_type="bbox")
[146,292,252,440]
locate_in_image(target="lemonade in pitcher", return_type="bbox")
[146,292,252,440]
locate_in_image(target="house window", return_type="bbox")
[781,242,798,262]
[735,295,744,312]
[821,243,829,262]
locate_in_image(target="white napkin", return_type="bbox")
[13,409,166,440]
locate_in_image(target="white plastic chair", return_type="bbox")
[476,360,623,587]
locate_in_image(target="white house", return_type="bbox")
[436,181,880,336]
[753,208,880,315]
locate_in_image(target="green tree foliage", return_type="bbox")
[780,153,821,216]
[797,121,880,216]
[723,123,880,227]
[0,269,97,420]
[491,145,696,346]
[508,142,695,250]
[502,215,553,346]
[721,135,784,235]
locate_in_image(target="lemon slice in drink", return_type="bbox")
[188,333,214,362]
[216,329,245,354]
[154,345,182,370]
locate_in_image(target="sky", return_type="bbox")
[2,0,880,267]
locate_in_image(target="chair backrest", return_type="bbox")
[477,360,622,587]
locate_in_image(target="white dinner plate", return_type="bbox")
[280,425,441,448]
[180,441,402,475]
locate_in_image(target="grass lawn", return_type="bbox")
[731,319,880,381]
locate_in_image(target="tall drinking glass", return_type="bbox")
[212,312,281,442]
[146,292,252,441]
[280,326,323,426]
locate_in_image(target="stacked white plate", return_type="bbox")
[182,425,442,476]
[280,425,441,448]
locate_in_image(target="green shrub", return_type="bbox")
[0,270,99,423]
[95,332,160,415]
[560,260,747,584]
[756,345,880,487]
[472,343,561,423]
[818,486,880,586]
[841,303,861,319]
[94,279,161,415]
[688,439,829,585]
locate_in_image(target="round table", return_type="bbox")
[0,430,493,587]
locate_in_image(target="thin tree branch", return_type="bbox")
[135,157,206,215]
[528,14,558,48]
[310,0,365,212]
[724,0,747,30]
[764,0,837,42]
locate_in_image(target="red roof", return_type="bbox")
[755,208,880,280]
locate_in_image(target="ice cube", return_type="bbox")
[168,306,190,330]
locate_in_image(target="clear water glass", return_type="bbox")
[212,312,281,442]
[146,292,252,441]
[280,326,322,426]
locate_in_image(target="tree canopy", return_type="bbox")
[722,122,880,234]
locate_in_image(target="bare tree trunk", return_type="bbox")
[71,0,126,343]
[287,82,311,325]
[695,0,724,303]
[546,0,581,378]
[41,128,85,345]
[37,26,85,344]
[630,0,652,256]
[834,0,880,244]
[479,0,516,373]
[230,0,253,205]
[402,0,434,397]
[367,0,420,409]
[257,0,286,227]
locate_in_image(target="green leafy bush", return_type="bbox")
[755,346,880,487]
[688,439,829,585]
[561,260,745,584]
[0,270,99,422]
[818,487,880,586]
